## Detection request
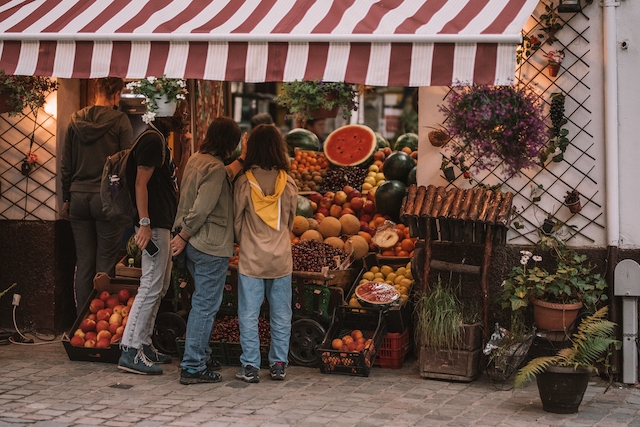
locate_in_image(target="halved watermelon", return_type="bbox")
[355,282,400,308]
[323,125,377,167]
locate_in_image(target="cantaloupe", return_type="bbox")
[339,214,360,236]
[292,215,310,236]
[317,216,341,239]
[300,230,323,242]
[343,235,369,260]
[323,237,345,250]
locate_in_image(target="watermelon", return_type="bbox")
[375,180,406,221]
[286,128,320,156]
[355,282,400,309]
[296,195,313,218]
[375,132,390,149]
[407,166,417,186]
[383,151,415,184]
[323,125,377,167]
[394,132,418,151]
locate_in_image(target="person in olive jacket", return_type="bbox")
[61,78,133,314]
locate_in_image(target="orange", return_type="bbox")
[351,329,363,340]
[397,250,410,258]
[381,250,395,256]
[357,231,372,243]
[342,335,354,345]
[396,223,405,232]
[347,341,358,351]
[374,216,386,227]
[401,238,415,252]
[396,228,405,241]
[394,245,402,255]
[331,339,343,350]
[402,147,412,154]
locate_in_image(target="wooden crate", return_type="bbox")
[115,256,141,279]
[419,347,482,382]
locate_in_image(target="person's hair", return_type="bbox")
[200,117,242,159]
[250,112,274,128]
[244,124,290,171]
[94,77,124,98]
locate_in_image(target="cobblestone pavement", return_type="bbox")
[1,342,639,427]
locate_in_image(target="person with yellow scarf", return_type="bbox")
[233,124,298,383]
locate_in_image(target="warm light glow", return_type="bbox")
[44,92,57,118]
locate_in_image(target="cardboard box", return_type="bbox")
[61,273,139,364]
[115,256,142,279]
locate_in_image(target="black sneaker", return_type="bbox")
[235,365,260,383]
[270,362,286,380]
[142,344,172,364]
[118,348,163,375]
[180,368,222,385]
[206,357,221,371]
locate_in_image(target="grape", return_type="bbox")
[292,240,349,272]
[320,166,368,192]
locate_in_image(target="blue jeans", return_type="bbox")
[180,244,228,372]
[121,227,172,350]
[238,273,292,368]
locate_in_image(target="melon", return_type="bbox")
[317,216,342,239]
[339,214,360,236]
[323,124,377,167]
[375,180,406,221]
[355,282,400,308]
[407,165,417,186]
[344,235,369,260]
[286,128,320,156]
[300,230,323,242]
[383,151,415,183]
[292,216,310,236]
[393,132,418,151]
[323,237,345,250]
[296,195,313,218]
[375,132,390,149]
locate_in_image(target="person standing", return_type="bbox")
[170,117,246,384]
[61,78,134,315]
[117,115,181,375]
[233,124,298,383]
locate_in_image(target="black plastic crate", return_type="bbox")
[316,306,387,377]
[175,338,227,365]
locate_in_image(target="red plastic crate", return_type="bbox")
[375,329,412,369]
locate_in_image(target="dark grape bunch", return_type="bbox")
[550,93,566,136]
[320,166,368,192]
[211,315,271,344]
[292,240,348,272]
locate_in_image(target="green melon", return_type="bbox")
[375,132,390,149]
[394,132,418,151]
[383,151,415,184]
[286,128,320,156]
[375,180,406,221]
[296,195,314,218]
[407,166,417,186]
[323,125,377,167]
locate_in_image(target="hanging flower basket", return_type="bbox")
[564,190,581,214]
[0,91,12,115]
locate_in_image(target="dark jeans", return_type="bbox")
[69,191,125,314]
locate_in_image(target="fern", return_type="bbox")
[514,306,619,387]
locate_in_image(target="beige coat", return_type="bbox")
[234,167,298,278]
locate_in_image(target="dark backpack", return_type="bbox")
[100,129,165,226]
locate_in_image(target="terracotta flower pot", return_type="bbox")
[311,91,339,119]
[531,298,583,331]
[566,199,582,214]
[548,63,560,77]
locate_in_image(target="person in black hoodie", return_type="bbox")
[61,78,134,315]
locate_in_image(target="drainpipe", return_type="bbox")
[602,0,621,377]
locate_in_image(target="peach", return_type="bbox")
[106,297,119,309]
[96,330,112,342]
[96,338,110,349]
[95,320,110,333]
[98,291,111,303]
[70,335,85,347]
[109,313,122,325]
[96,309,110,322]
[79,318,96,333]
[84,339,96,348]
[117,289,131,304]
[73,329,85,339]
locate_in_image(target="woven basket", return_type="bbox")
[428,129,450,148]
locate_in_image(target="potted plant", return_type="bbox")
[274,80,359,124]
[546,50,565,77]
[126,75,188,124]
[564,189,581,213]
[514,306,619,413]
[499,236,608,331]
[0,70,58,117]
[540,1,563,44]
[439,84,548,179]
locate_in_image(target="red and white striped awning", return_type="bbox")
[0,0,539,86]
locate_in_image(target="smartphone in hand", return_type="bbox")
[144,239,160,257]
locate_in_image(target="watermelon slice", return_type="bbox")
[323,125,376,167]
[355,282,400,308]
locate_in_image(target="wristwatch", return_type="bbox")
[139,217,151,227]
[236,157,245,165]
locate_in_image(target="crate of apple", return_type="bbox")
[69,289,135,349]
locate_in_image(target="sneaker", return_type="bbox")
[142,344,172,364]
[270,362,286,380]
[235,365,260,383]
[206,357,222,371]
[180,368,222,385]
[118,347,163,375]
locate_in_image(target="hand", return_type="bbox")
[60,201,70,220]
[135,226,152,251]
[171,234,188,257]
[181,132,193,151]
[240,132,248,158]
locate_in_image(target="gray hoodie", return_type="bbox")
[61,106,134,201]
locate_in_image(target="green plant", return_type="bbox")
[514,306,620,387]
[540,2,563,44]
[499,236,608,314]
[0,70,58,117]
[126,75,187,124]
[516,34,543,65]
[274,80,359,123]
[565,189,580,205]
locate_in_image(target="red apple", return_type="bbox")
[109,313,123,325]
[333,191,348,206]
[80,318,96,333]
[95,320,110,332]
[127,297,135,306]
[317,207,329,218]
[87,313,97,322]
[84,331,97,342]
[340,208,355,217]
[70,335,85,347]
[96,309,110,322]
[116,326,124,335]
[308,192,323,204]
[117,289,131,304]
[360,220,370,232]
[363,200,376,215]
[89,298,105,314]
[360,214,372,224]
[84,339,96,348]
[342,202,351,210]
[108,323,120,335]
[98,291,111,303]
[349,197,364,212]
[319,196,333,209]
[369,242,377,251]
[73,328,85,339]
[329,204,342,218]
[96,338,110,349]
[105,307,113,315]
[367,190,376,202]
[324,191,335,199]
[347,189,362,201]
[106,297,119,309]
[120,306,130,317]
[110,333,122,344]
[96,330,112,342]
[113,305,125,315]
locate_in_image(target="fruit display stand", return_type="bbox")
[317,306,387,377]
[62,273,138,364]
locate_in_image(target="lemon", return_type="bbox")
[368,164,379,173]
[360,279,368,285]
[380,265,393,277]
[373,277,385,282]
[369,266,380,274]
[362,271,375,281]
[406,261,411,271]
[349,298,361,307]
[364,176,377,186]
[374,272,384,279]
[367,171,377,177]
[362,182,374,191]
[400,278,413,289]
[375,172,386,182]
[400,294,409,305]
[395,267,407,277]
[394,275,406,285]
[405,270,413,280]
[385,272,397,283]
[397,286,408,296]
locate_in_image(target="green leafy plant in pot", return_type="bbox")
[514,306,620,414]
[0,70,58,117]
[274,80,359,124]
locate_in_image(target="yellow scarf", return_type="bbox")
[245,169,287,230]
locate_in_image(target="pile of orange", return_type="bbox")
[290,150,329,173]
[379,223,416,258]
[330,329,372,353]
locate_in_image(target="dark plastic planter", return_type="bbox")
[536,365,591,413]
